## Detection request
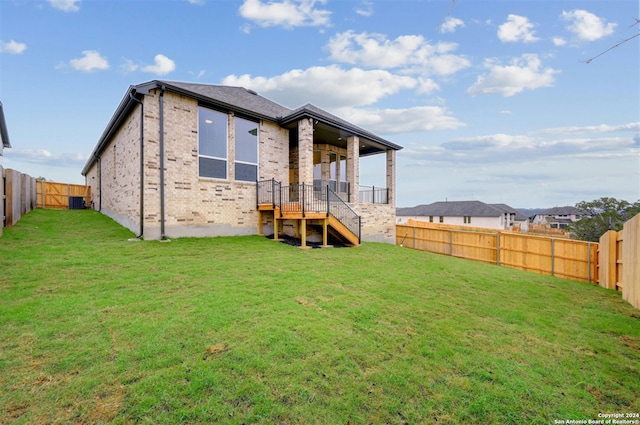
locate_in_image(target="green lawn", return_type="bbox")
[1,209,638,424]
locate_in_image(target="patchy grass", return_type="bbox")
[0,209,638,424]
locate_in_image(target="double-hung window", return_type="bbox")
[234,116,258,182]
[198,106,228,179]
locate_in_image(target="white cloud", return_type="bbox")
[186,0,205,4]
[222,65,416,108]
[541,122,640,135]
[336,105,465,134]
[467,54,559,97]
[416,78,440,95]
[405,132,637,166]
[0,40,27,54]
[498,14,539,43]
[48,0,80,12]
[141,54,176,75]
[552,37,567,46]
[326,31,470,76]
[3,148,88,166]
[239,0,331,29]
[68,50,109,72]
[440,16,465,33]
[561,10,617,41]
[120,59,139,73]
[355,0,373,17]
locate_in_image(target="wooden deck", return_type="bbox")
[258,203,360,248]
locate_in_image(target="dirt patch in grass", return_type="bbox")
[204,344,231,359]
[90,385,126,423]
[621,335,640,353]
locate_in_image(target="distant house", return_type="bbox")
[81,80,401,245]
[397,200,520,231]
[531,206,587,229]
[0,102,11,155]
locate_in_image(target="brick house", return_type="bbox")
[81,80,401,245]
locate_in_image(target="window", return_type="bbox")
[339,154,347,193]
[439,216,444,223]
[313,150,322,188]
[234,116,258,182]
[429,216,433,223]
[329,152,337,191]
[464,216,471,224]
[199,107,227,179]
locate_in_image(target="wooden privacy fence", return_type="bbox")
[598,213,640,309]
[1,166,37,236]
[397,224,598,284]
[36,181,91,209]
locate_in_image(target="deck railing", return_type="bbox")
[257,179,360,242]
[359,185,389,204]
[313,179,350,200]
[257,178,281,208]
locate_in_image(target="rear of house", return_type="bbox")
[81,80,401,244]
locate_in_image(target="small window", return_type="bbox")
[463,216,472,224]
[439,216,444,223]
[199,107,228,179]
[429,216,433,223]
[234,116,258,182]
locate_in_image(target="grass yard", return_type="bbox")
[1,209,639,424]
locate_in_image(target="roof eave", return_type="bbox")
[280,107,402,151]
[81,84,142,176]
[0,101,11,149]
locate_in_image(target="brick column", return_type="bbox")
[298,118,314,185]
[386,149,396,207]
[347,136,359,203]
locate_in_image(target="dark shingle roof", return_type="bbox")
[0,101,11,150]
[397,201,510,217]
[156,80,292,120]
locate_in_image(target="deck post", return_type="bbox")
[274,213,280,241]
[272,178,276,209]
[326,185,330,217]
[302,182,306,218]
[322,218,329,247]
[300,218,308,249]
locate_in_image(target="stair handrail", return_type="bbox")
[327,185,361,243]
[259,179,361,244]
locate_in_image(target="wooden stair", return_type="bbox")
[258,203,359,247]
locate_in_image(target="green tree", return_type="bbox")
[567,197,640,242]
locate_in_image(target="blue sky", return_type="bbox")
[1,0,638,208]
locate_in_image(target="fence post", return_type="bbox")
[587,242,591,284]
[551,238,555,277]
[372,185,375,204]
[413,226,416,249]
[496,233,500,266]
[449,230,453,256]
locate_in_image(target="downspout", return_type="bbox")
[159,85,166,239]
[128,90,144,238]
